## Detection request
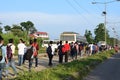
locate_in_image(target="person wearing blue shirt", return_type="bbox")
[0,38,8,80]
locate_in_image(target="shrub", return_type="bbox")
[10,50,115,80]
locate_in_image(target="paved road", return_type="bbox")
[83,53,120,80]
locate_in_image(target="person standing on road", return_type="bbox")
[32,38,39,67]
[63,41,70,62]
[57,41,63,63]
[17,39,26,66]
[25,40,34,71]
[6,38,17,77]
[0,37,8,80]
[46,41,54,66]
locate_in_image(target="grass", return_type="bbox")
[11,50,115,80]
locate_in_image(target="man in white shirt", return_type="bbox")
[17,39,26,66]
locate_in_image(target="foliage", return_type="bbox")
[94,23,110,43]
[20,21,37,34]
[1,33,20,46]
[11,50,115,80]
[0,22,2,33]
[0,27,3,33]
[85,30,94,43]
[4,25,11,32]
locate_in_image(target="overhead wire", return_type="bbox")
[65,0,120,38]
[65,0,95,27]
[72,0,104,27]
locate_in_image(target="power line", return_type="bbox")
[65,0,95,27]
[65,0,82,14]
[72,0,103,26]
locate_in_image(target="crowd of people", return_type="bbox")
[46,40,115,66]
[0,37,39,80]
[0,36,118,80]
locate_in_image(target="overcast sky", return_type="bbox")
[0,0,120,39]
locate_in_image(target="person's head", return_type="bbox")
[29,39,33,45]
[19,39,24,43]
[49,41,53,45]
[33,38,37,43]
[0,38,4,45]
[60,40,62,45]
[9,38,13,43]
[66,41,68,44]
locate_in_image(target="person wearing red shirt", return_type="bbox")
[32,38,39,67]
[63,41,70,62]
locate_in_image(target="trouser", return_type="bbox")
[18,55,23,66]
[74,52,77,60]
[65,52,69,62]
[48,54,53,66]
[6,59,17,76]
[0,63,5,80]
[29,59,33,70]
[34,56,38,67]
[59,54,63,63]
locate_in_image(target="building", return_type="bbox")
[60,32,87,43]
[29,32,49,39]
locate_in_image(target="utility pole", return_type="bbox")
[92,0,120,45]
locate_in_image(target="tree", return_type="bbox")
[94,23,110,43]
[85,30,94,43]
[0,22,3,33]
[20,21,37,35]
[11,24,23,37]
[4,25,11,32]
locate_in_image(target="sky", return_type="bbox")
[0,0,120,40]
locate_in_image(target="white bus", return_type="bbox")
[42,40,59,48]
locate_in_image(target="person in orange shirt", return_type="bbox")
[32,38,39,67]
[63,41,70,62]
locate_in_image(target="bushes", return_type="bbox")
[11,50,115,80]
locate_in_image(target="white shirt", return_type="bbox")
[17,43,26,55]
[51,45,55,55]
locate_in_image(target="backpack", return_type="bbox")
[46,46,52,54]
[0,46,3,61]
[24,46,33,60]
[6,45,12,59]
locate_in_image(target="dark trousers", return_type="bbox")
[48,54,53,66]
[59,54,63,63]
[65,52,69,62]
[34,56,38,67]
[29,59,33,70]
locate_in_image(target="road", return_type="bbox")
[83,53,120,80]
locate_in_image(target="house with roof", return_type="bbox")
[29,32,49,39]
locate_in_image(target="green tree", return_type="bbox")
[4,25,11,32]
[20,21,37,34]
[11,24,23,37]
[84,30,94,43]
[0,22,3,33]
[94,23,109,43]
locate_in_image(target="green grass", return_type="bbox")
[11,50,115,80]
